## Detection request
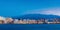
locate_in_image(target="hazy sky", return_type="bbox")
[0,0,60,17]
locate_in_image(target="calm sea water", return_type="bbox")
[0,24,60,30]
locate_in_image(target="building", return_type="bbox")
[0,16,6,24]
[14,19,19,24]
[5,17,13,24]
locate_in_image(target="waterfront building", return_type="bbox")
[53,18,60,24]
[47,19,54,24]
[26,20,35,24]
[0,16,6,24]
[37,19,46,24]
[37,20,44,24]
[19,20,27,24]
[28,20,37,24]
[0,20,4,24]
[14,19,19,24]
[5,18,13,24]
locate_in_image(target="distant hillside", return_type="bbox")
[13,14,60,20]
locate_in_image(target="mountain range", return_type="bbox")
[12,14,60,20]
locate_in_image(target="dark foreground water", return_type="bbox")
[0,24,60,30]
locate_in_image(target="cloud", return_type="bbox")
[23,7,60,16]
[41,8,60,16]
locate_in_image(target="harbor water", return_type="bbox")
[0,24,60,30]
